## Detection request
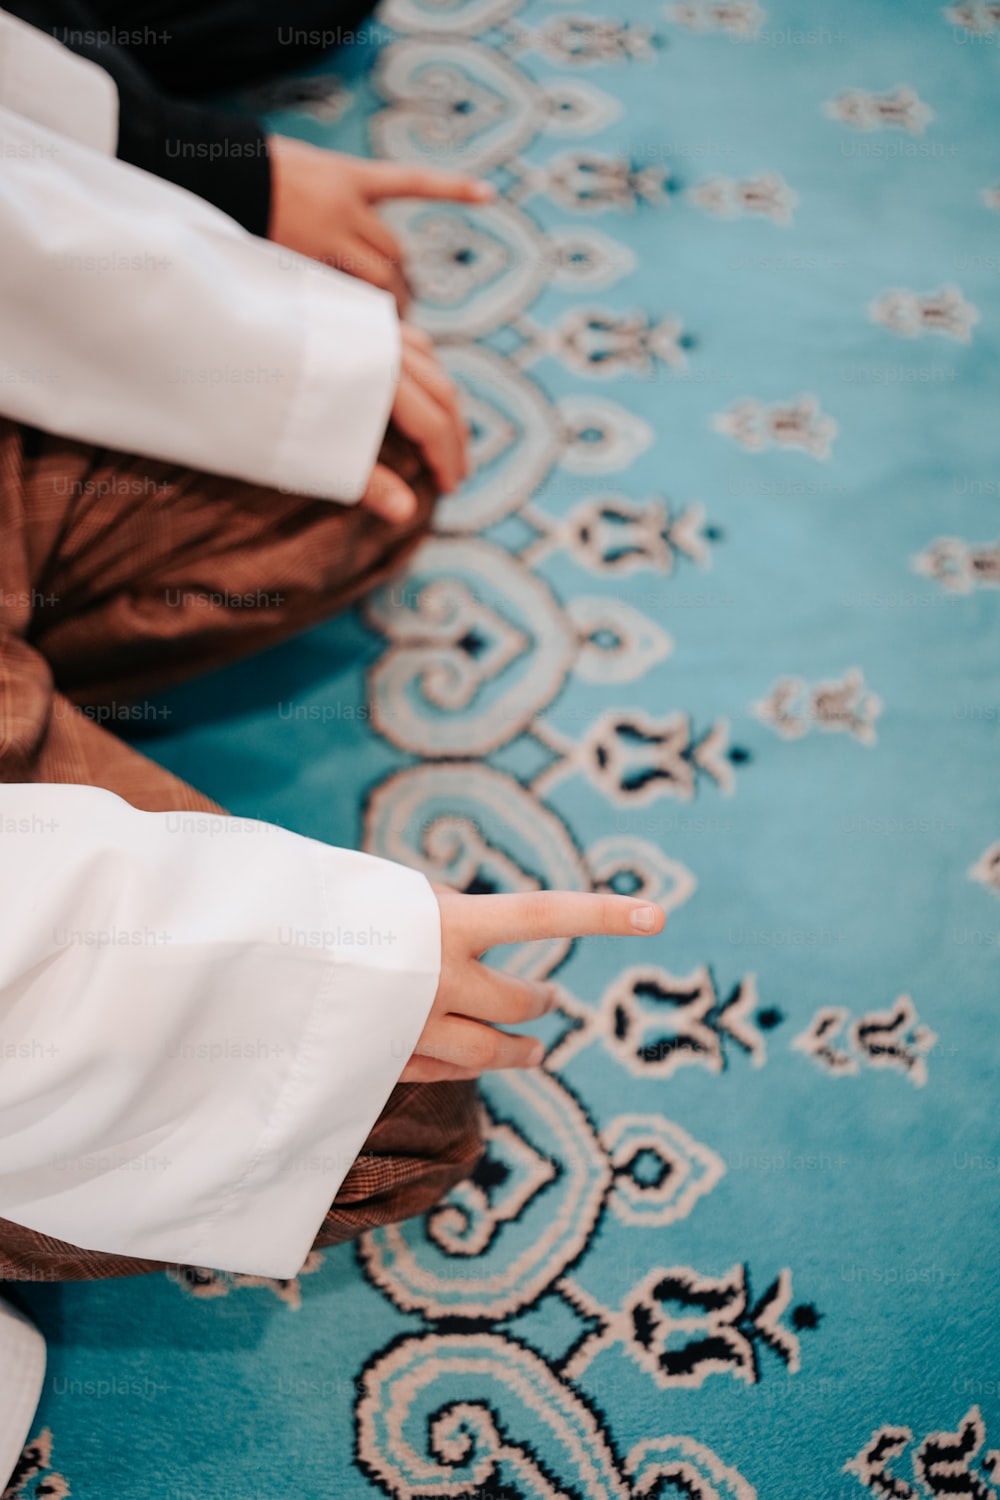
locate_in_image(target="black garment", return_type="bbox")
[91,0,379,97]
[6,0,375,236]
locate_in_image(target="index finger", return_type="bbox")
[456,891,665,955]
[362,163,496,204]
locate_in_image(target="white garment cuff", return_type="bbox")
[191,846,441,1278]
[269,260,401,503]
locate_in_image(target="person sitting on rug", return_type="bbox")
[0,9,667,1301]
[4,0,488,306]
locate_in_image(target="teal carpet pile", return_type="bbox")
[9,1,1000,1496]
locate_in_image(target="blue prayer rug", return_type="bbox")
[10,1,1000,1497]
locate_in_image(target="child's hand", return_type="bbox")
[267,137,494,309]
[390,325,468,496]
[360,326,468,521]
[400,887,666,1082]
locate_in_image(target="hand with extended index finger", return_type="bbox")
[400,887,666,1083]
[267,138,494,308]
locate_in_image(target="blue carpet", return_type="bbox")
[10,1,1000,1497]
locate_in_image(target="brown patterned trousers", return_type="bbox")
[0,417,483,1281]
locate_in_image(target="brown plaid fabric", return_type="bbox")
[0,416,483,1281]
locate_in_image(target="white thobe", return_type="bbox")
[0,7,401,501]
[0,10,440,1481]
[0,786,441,1275]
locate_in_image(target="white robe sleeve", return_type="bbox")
[0,38,400,502]
[0,784,441,1278]
[0,8,118,153]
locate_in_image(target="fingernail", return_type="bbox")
[528,1040,546,1067]
[543,984,559,1012]
[630,905,658,933]
[474,181,497,201]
